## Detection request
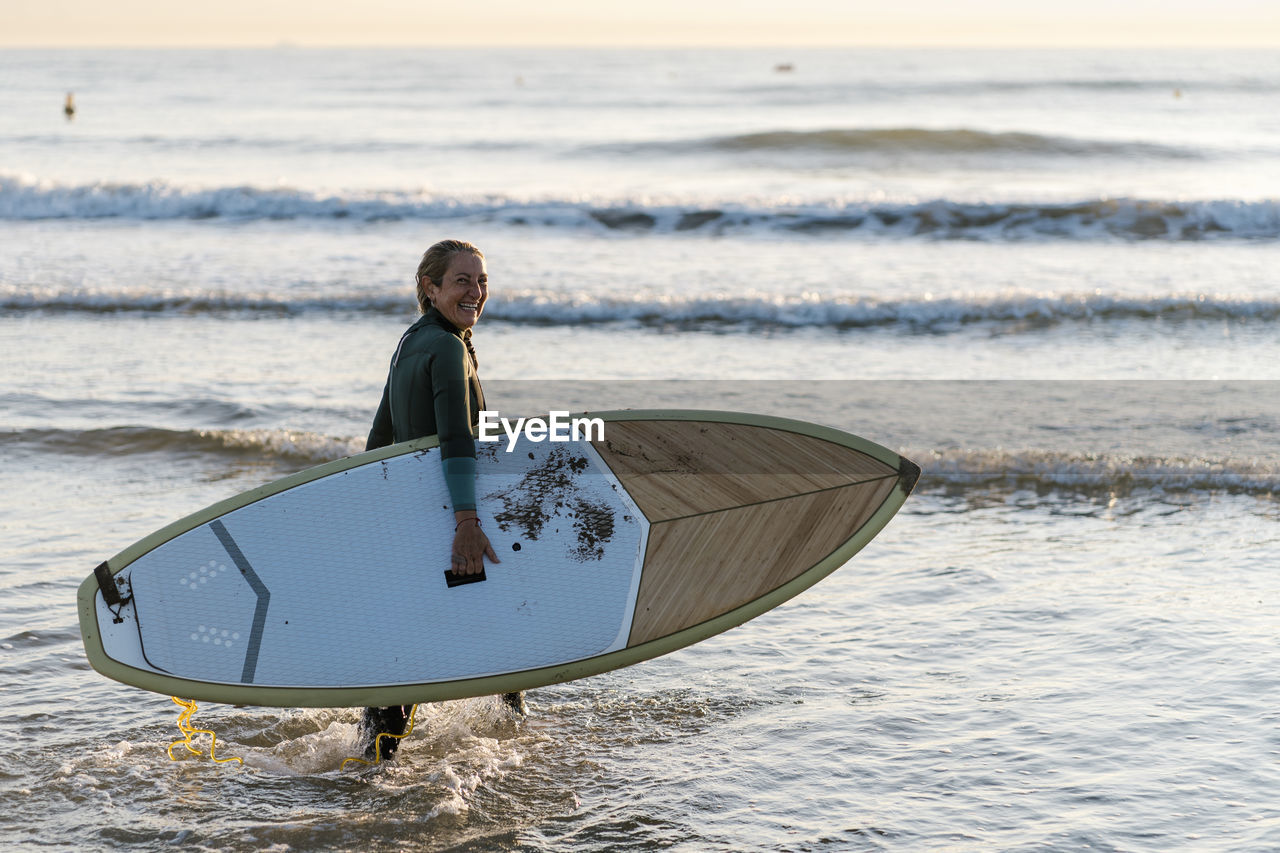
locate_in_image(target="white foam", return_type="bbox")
[6,282,1279,330]
[3,173,1279,241]
[199,428,362,464]
[916,447,1280,495]
[485,290,1280,329]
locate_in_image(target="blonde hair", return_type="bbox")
[415,239,485,314]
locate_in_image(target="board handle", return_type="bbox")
[443,567,487,588]
[94,562,132,624]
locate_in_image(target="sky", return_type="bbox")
[6,0,1280,47]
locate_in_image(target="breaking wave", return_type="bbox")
[2,426,360,467]
[485,291,1280,329]
[916,447,1280,497]
[5,287,1279,330]
[0,289,412,316]
[2,175,1278,241]
[626,127,1201,160]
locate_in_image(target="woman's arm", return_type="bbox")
[430,337,497,575]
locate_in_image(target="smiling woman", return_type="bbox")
[416,243,488,329]
[371,239,494,577]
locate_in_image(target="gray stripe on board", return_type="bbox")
[210,519,271,684]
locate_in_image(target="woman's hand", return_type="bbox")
[451,513,498,576]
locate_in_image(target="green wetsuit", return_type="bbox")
[365,306,486,509]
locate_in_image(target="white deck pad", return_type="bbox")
[101,440,646,689]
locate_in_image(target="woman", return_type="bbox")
[358,239,520,761]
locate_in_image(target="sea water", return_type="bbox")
[1,48,1278,851]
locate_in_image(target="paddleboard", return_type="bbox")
[78,410,918,707]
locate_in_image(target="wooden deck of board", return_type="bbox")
[592,420,901,647]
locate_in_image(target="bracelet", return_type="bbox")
[455,517,481,531]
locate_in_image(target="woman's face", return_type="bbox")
[426,253,488,330]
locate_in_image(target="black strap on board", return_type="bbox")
[94,562,125,607]
[94,562,133,623]
[444,567,487,588]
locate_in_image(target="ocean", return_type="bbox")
[1,47,1278,851]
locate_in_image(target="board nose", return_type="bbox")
[588,416,910,648]
[898,456,922,495]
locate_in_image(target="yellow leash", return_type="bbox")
[165,696,415,769]
[166,697,243,765]
[340,705,419,770]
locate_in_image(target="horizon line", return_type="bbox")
[6,41,1280,50]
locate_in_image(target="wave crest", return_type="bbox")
[693,127,1198,159]
[3,426,361,467]
[2,175,1277,241]
[486,291,1280,329]
[918,448,1280,496]
[6,287,1277,330]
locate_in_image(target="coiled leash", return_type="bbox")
[167,697,243,765]
[341,704,419,770]
[165,696,416,769]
